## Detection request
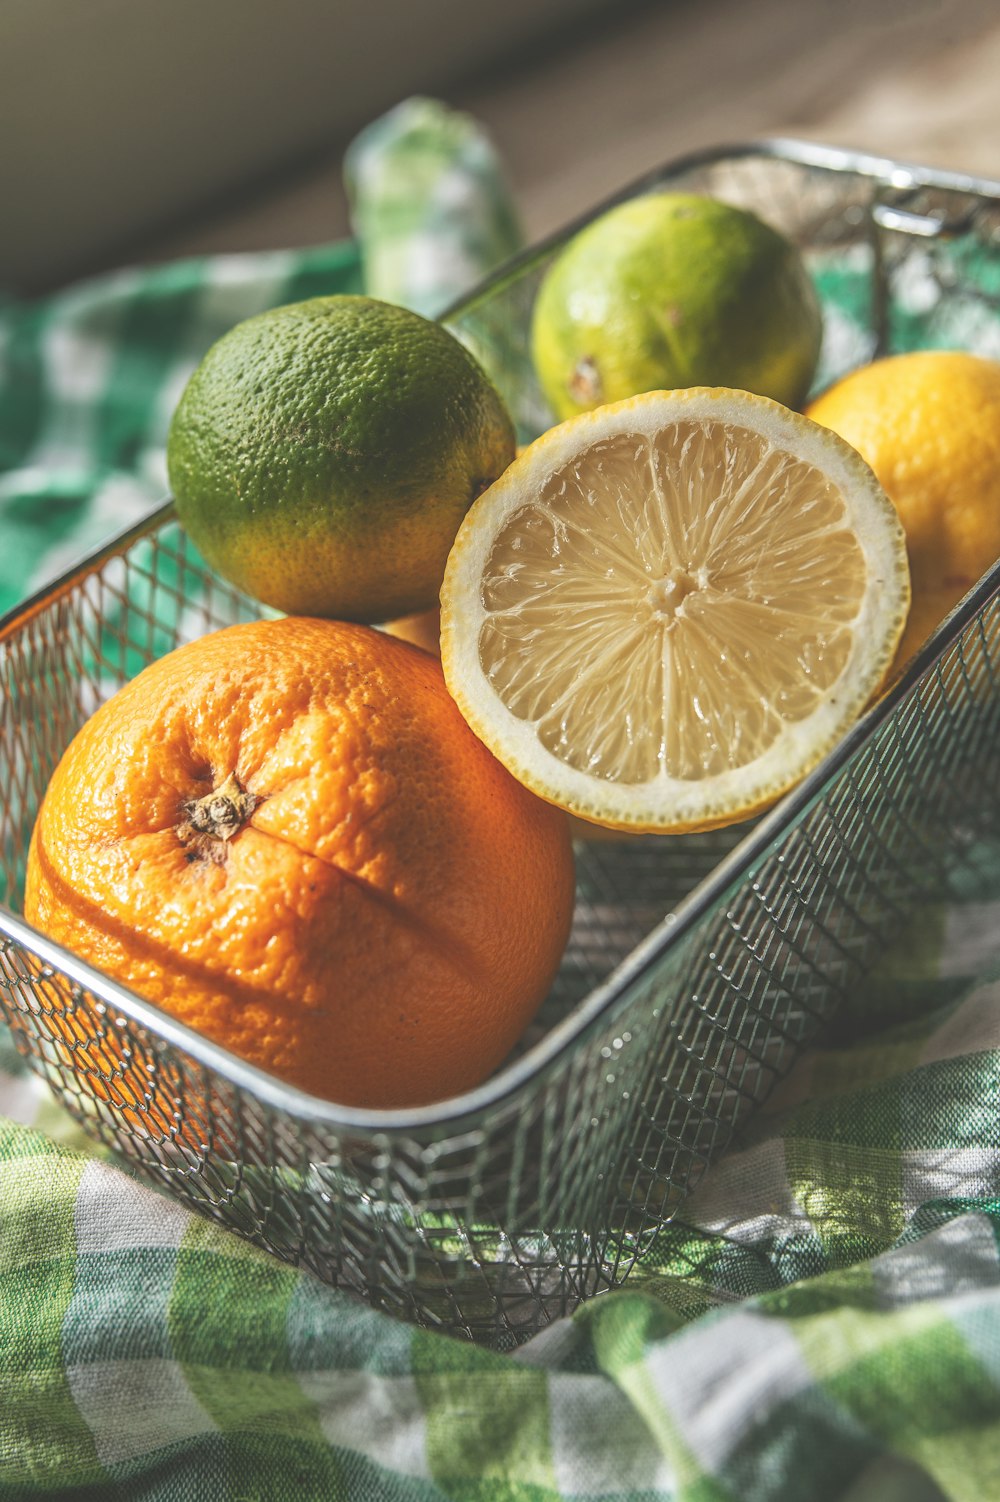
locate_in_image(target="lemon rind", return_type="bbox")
[440,388,911,834]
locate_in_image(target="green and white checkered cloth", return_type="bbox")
[3,99,1000,1500]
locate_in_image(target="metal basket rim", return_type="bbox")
[436,134,1000,327]
[3,134,1000,1138]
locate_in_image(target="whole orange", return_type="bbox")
[24,617,575,1109]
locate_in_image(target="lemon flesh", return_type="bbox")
[441,389,910,833]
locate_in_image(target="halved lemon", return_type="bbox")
[439,388,910,834]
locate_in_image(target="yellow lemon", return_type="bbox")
[440,388,910,834]
[807,350,1000,668]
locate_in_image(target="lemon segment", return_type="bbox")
[440,388,911,833]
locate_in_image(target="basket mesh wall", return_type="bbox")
[3,146,1000,1347]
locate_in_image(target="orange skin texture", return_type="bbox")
[24,617,575,1109]
[807,351,1000,669]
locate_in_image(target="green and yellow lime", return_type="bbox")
[530,193,822,420]
[167,295,516,622]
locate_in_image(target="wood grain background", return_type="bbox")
[138,0,1000,273]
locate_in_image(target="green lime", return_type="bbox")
[531,193,823,420]
[167,295,516,622]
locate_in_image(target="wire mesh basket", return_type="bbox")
[3,139,1000,1349]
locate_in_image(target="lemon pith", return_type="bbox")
[440,388,911,833]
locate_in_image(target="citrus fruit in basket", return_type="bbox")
[440,388,910,834]
[166,295,516,623]
[23,617,575,1109]
[807,350,1000,670]
[530,193,823,421]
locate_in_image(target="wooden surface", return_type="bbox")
[139,0,1000,270]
